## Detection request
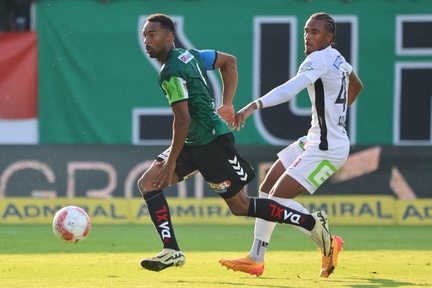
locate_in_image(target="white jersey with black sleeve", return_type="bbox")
[299,46,353,150]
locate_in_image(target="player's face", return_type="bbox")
[303,18,333,55]
[143,21,173,62]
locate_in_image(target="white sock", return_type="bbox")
[248,193,315,263]
[248,191,276,263]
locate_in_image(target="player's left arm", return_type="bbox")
[214,52,238,129]
[347,70,363,107]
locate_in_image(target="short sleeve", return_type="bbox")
[195,49,217,70]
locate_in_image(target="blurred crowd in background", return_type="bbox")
[0,0,356,32]
[0,0,116,31]
[0,0,33,31]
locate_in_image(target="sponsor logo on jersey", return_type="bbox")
[299,60,314,73]
[207,180,231,193]
[333,55,343,69]
[178,51,194,64]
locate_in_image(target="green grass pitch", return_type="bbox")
[1,224,431,288]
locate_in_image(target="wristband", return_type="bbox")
[254,99,263,109]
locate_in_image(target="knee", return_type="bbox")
[137,176,150,195]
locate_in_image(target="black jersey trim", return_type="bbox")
[169,98,189,107]
[314,78,328,150]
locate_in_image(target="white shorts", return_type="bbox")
[277,137,349,194]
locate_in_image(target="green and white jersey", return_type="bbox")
[158,48,231,146]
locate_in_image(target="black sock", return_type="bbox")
[143,190,180,251]
[248,198,316,231]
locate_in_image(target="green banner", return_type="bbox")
[37,0,432,145]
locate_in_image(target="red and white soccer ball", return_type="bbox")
[52,206,91,244]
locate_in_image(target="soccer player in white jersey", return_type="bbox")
[219,12,363,278]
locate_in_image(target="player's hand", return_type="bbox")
[153,160,176,188]
[217,103,236,130]
[234,102,256,131]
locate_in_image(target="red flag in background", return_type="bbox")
[0,32,37,119]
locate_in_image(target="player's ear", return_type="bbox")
[166,31,174,43]
[327,32,334,45]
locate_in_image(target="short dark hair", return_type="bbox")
[310,12,337,46]
[147,13,176,35]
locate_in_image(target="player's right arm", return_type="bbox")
[234,54,325,130]
[234,72,313,130]
[347,70,363,107]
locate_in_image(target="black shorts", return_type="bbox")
[156,133,255,199]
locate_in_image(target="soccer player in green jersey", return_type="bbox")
[138,13,334,272]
